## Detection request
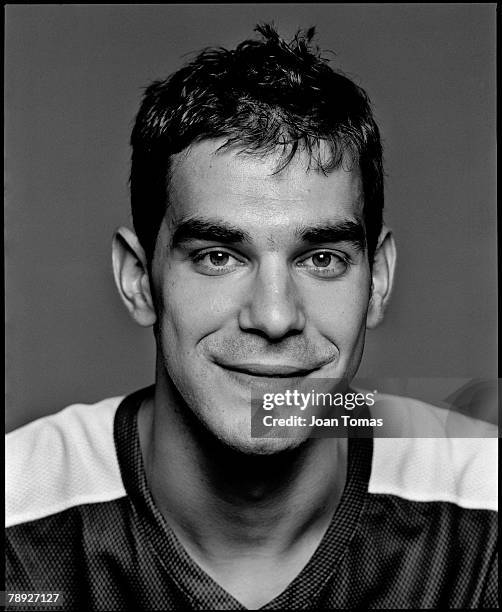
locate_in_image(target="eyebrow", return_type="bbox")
[296,220,367,251]
[170,216,366,251]
[171,218,252,248]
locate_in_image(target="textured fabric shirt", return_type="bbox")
[5,387,498,610]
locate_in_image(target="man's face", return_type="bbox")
[150,140,372,453]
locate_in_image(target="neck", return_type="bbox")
[138,378,348,561]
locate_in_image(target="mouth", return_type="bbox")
[215,365,315,394]
[216,363,319,378]
[211,358,340,399]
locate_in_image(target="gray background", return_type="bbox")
[5,4,497,432]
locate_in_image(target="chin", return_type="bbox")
[211,420,309,456]
[175,385,312,456]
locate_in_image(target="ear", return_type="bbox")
[112,227,156,327]
[366,226,397,329]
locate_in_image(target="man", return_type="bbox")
[6,24,497,610]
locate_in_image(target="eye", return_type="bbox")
[208,251,230,266]
[191,249,246,276]
[296,250,350,279]
[311,252,331,267]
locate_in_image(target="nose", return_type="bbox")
[238,260,306,340]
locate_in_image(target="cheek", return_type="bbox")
[155,270,242,349]
[305,276,371,346]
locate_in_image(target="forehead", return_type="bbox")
[167,139,363,231]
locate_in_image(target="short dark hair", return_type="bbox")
[130,23,384,261]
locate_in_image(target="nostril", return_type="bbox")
[240,326,303,344]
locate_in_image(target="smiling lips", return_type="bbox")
[214,362,324,378]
